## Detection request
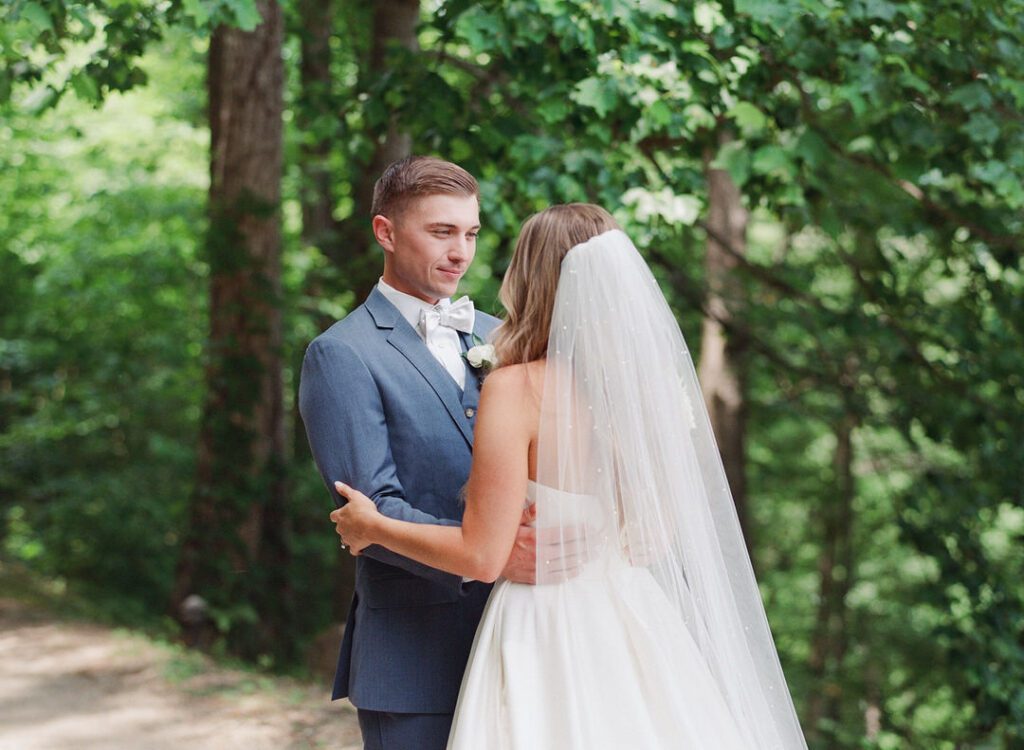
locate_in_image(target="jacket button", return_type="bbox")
[465,407,475,418]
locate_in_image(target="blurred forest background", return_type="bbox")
[1,1,1022,747]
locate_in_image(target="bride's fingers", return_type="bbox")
[520,504,537,525]
[540,553,587,576]
[537,537,591,563]
[535,523,590,547]
[539,564,581,584]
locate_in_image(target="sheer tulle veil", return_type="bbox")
[533,229,808,748]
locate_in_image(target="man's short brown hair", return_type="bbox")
[371,156,479,220]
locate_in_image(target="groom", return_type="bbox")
[299,156,537,750]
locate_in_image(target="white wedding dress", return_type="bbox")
[446,482,752,750]
[448,229,806,749]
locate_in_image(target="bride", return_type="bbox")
[332,204,808,749]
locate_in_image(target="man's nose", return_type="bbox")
[448,234,472,260]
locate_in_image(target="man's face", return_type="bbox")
[376,193,480,304]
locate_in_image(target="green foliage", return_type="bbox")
[0,33,208,623]
[2,1,1022,746]
[1,0,167,109]
[0,0,260,110]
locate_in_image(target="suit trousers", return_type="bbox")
[357,709,454,750]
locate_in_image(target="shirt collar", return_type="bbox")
[376,278,450,332]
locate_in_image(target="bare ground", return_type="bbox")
[0,598,361,750]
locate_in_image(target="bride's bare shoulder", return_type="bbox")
[481,360,546,402]
[480,362,528,393]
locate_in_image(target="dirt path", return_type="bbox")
[0,598,361,750]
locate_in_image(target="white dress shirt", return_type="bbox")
[377,278,469,390]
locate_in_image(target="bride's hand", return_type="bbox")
[329,481,380,555]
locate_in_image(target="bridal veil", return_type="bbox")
[533,229,808,749]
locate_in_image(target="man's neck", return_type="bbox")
[380,271,439,305]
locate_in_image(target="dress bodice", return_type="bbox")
[524,479,622,580]
[525,479,607,523]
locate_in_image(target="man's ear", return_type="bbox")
[372,215,396,254]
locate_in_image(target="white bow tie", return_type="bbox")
[418,296,475,339]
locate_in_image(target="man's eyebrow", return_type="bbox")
[426,222,481,230]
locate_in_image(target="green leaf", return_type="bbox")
[728,101,768,136]
[995,174,1024,209]
[647,99,672,128]
[457,8,504,53]
[572,77,618,118]
[752,144,794,178]
[181,0,210,26]
[694,2,724,32]
[537,96,571,125]
[963,113,1000,145]
[1002,79,1024,109]
[836,84,868,117]
[795,129,829,168]
[797,0,832,18]
[21,1,53,32]
[70,71,100,103]
[735,0,791,25]
[682,103,716,131]
[858,0,898,21]
[711,139,751,186]
[226,0,262,31]
[563,150,593,173]
[947,82,993,111]
[537,0,567,13]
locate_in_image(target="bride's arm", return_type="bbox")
[333,365,531,583]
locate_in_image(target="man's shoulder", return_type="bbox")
[305,305,378,357]
[311,305,376,342]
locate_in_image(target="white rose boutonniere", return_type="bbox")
[464,335,497,371]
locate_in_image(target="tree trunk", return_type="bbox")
[863,660,883,742]
[171,1,290,662]
[297,0,341,260]
[699,135,751,548]
[805,408,857,742]
[337,0,419,303]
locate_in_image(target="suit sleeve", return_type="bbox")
[299,335,465,591]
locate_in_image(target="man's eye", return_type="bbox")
[433,230,451,237]
[467,232,479,240]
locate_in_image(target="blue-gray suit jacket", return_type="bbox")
[298,288,499,714]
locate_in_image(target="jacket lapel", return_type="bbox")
[366,289,475,448]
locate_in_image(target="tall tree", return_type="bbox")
[171,0,290,661]
[698,137,752,543]
[296,0,342,261]
[805,407,858,742]
[337,0,420,303]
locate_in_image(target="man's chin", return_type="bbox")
[434,282,461,298]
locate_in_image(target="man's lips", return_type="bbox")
[438,268,463,279]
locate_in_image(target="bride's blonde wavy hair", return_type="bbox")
[492,204,620,366]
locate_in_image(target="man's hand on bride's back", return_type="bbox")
[500,505,590,585]
[501,505,539,584]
